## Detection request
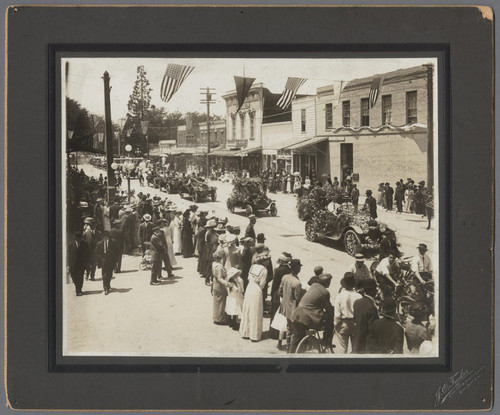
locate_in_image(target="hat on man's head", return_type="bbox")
[230,226,241,234]
[318,273,333,287]
[359,279,378,292]
[248,214,256,220]
[367,219,378,227]
[256,233,265,242]
[215,224,226,233]
[341,272,356,289]
[189,204,198,210]
[255,251,270,262]
[382,297,397,315]
[143,214,152,222]
[96,198,103,203]
[278,253,292,264]
[409,302,427,318]
[157,218,167,224]
[314,266,324,276]
[418,243,428,251]
[365,190,372,195]
[290,258,302,267]
[205,219,217,228]
[83,217,95,225]
[152,227,162,233]
[80,201,89,208]
[355,253,365,260]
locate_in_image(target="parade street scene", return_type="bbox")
[64,57,438,357]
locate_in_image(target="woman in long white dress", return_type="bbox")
[239,253,268,342]
[172,210,183,254]
[161,215,177,266]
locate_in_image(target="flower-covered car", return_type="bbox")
[178,175,217,202]
[226,178,277,217]
[299,186,397,256]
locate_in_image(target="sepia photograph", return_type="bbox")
[62,55,439,358]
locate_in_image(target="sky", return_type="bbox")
[63,57,436,121]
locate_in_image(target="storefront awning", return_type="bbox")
[160,147,197,155]
[263,137,310,152]
[236,146,262,157]
[286,136,329,153]
[210,149,241,157]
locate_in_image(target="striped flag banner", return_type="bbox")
[369,75,386,108]
[276,77,307,110]
[160,64,195,102]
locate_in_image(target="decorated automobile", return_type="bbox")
[178,175,217,202]
[159,175,184,194]
[226,178,277,216]
[299,186,397,256]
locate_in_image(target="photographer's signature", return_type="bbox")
[434,366,485,407]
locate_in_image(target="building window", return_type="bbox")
[360,98,369,126]
[301,108,306,133]
[406,91,418,124]
[240,113,245,139]
[342,101,350,127]
[249,111,255,140]
[382,95,392,125]
[231,114,236,140]
[325,103,333,129]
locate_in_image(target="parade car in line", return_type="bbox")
[304,200,397,257]
[159,175,184,194]
[226,178,277,217]
[178,175,217,202]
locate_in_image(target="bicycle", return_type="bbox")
[295,328,335,354]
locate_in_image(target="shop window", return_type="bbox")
[301,109,306,133]
[342,101,350,127]
[406,91,418,124]
[382,95,392,124]
[325,103,333,129]
[360,98,369,126]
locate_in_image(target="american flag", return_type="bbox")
[369,75,386,108]
[160,64,194,102]
[276,77,307,110]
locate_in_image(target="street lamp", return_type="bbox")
[123,144,134,203]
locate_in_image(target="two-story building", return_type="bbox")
[289,65,431,191]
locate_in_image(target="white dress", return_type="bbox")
[172,216,182,254]
[239,264,267,341]
[162,225,177,266]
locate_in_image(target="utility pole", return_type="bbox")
[201,87,216,177]
[425,64,434,191]
[103,71,116,202]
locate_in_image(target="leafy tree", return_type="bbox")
[127,65,152,122]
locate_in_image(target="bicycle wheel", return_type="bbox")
[295,335,321,354]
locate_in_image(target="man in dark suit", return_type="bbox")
[149,227,165,285]
[109,199,121,223]
[394,182,405,214]
[291,273,334,353]
[370,297,404,354]
[245,215,257,241]
[83,217,101,281]
[68,232,90,296]
[138,214,153,256]
[96,231,119,295]
[353,279,379,353]
[157,219,174,278]
[110,220,124,273]
[363,190,377,219]
[120,207,135,253]
[203,219,221,286]
[384,182,394,211]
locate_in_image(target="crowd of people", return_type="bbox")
[67,162,435,355]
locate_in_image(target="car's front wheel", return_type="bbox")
[344,230,361,256]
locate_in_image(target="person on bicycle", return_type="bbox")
[411,243,433,284]
[290,273,334,354]
[374,251,401,297]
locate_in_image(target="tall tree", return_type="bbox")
[127,65,152,122]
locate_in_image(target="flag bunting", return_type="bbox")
[160,64,195,103]
[276,77,307,110]
[369,75,386,108]
[234,76,256,112]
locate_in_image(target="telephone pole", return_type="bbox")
[201,87,216,177]
[103,71,116,201]
[425,64,434,191]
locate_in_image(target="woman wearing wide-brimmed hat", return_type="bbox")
[239,252,269,342]
[212,250,230,325]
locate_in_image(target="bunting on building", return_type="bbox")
[277,77,307,110]
[234,76,256,112]
[160,64,195,102]
[369,75,386,108]
[333,80,346,107]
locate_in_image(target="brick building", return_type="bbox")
[289,64,432,191]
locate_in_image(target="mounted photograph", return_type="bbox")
[62,55,439,358]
